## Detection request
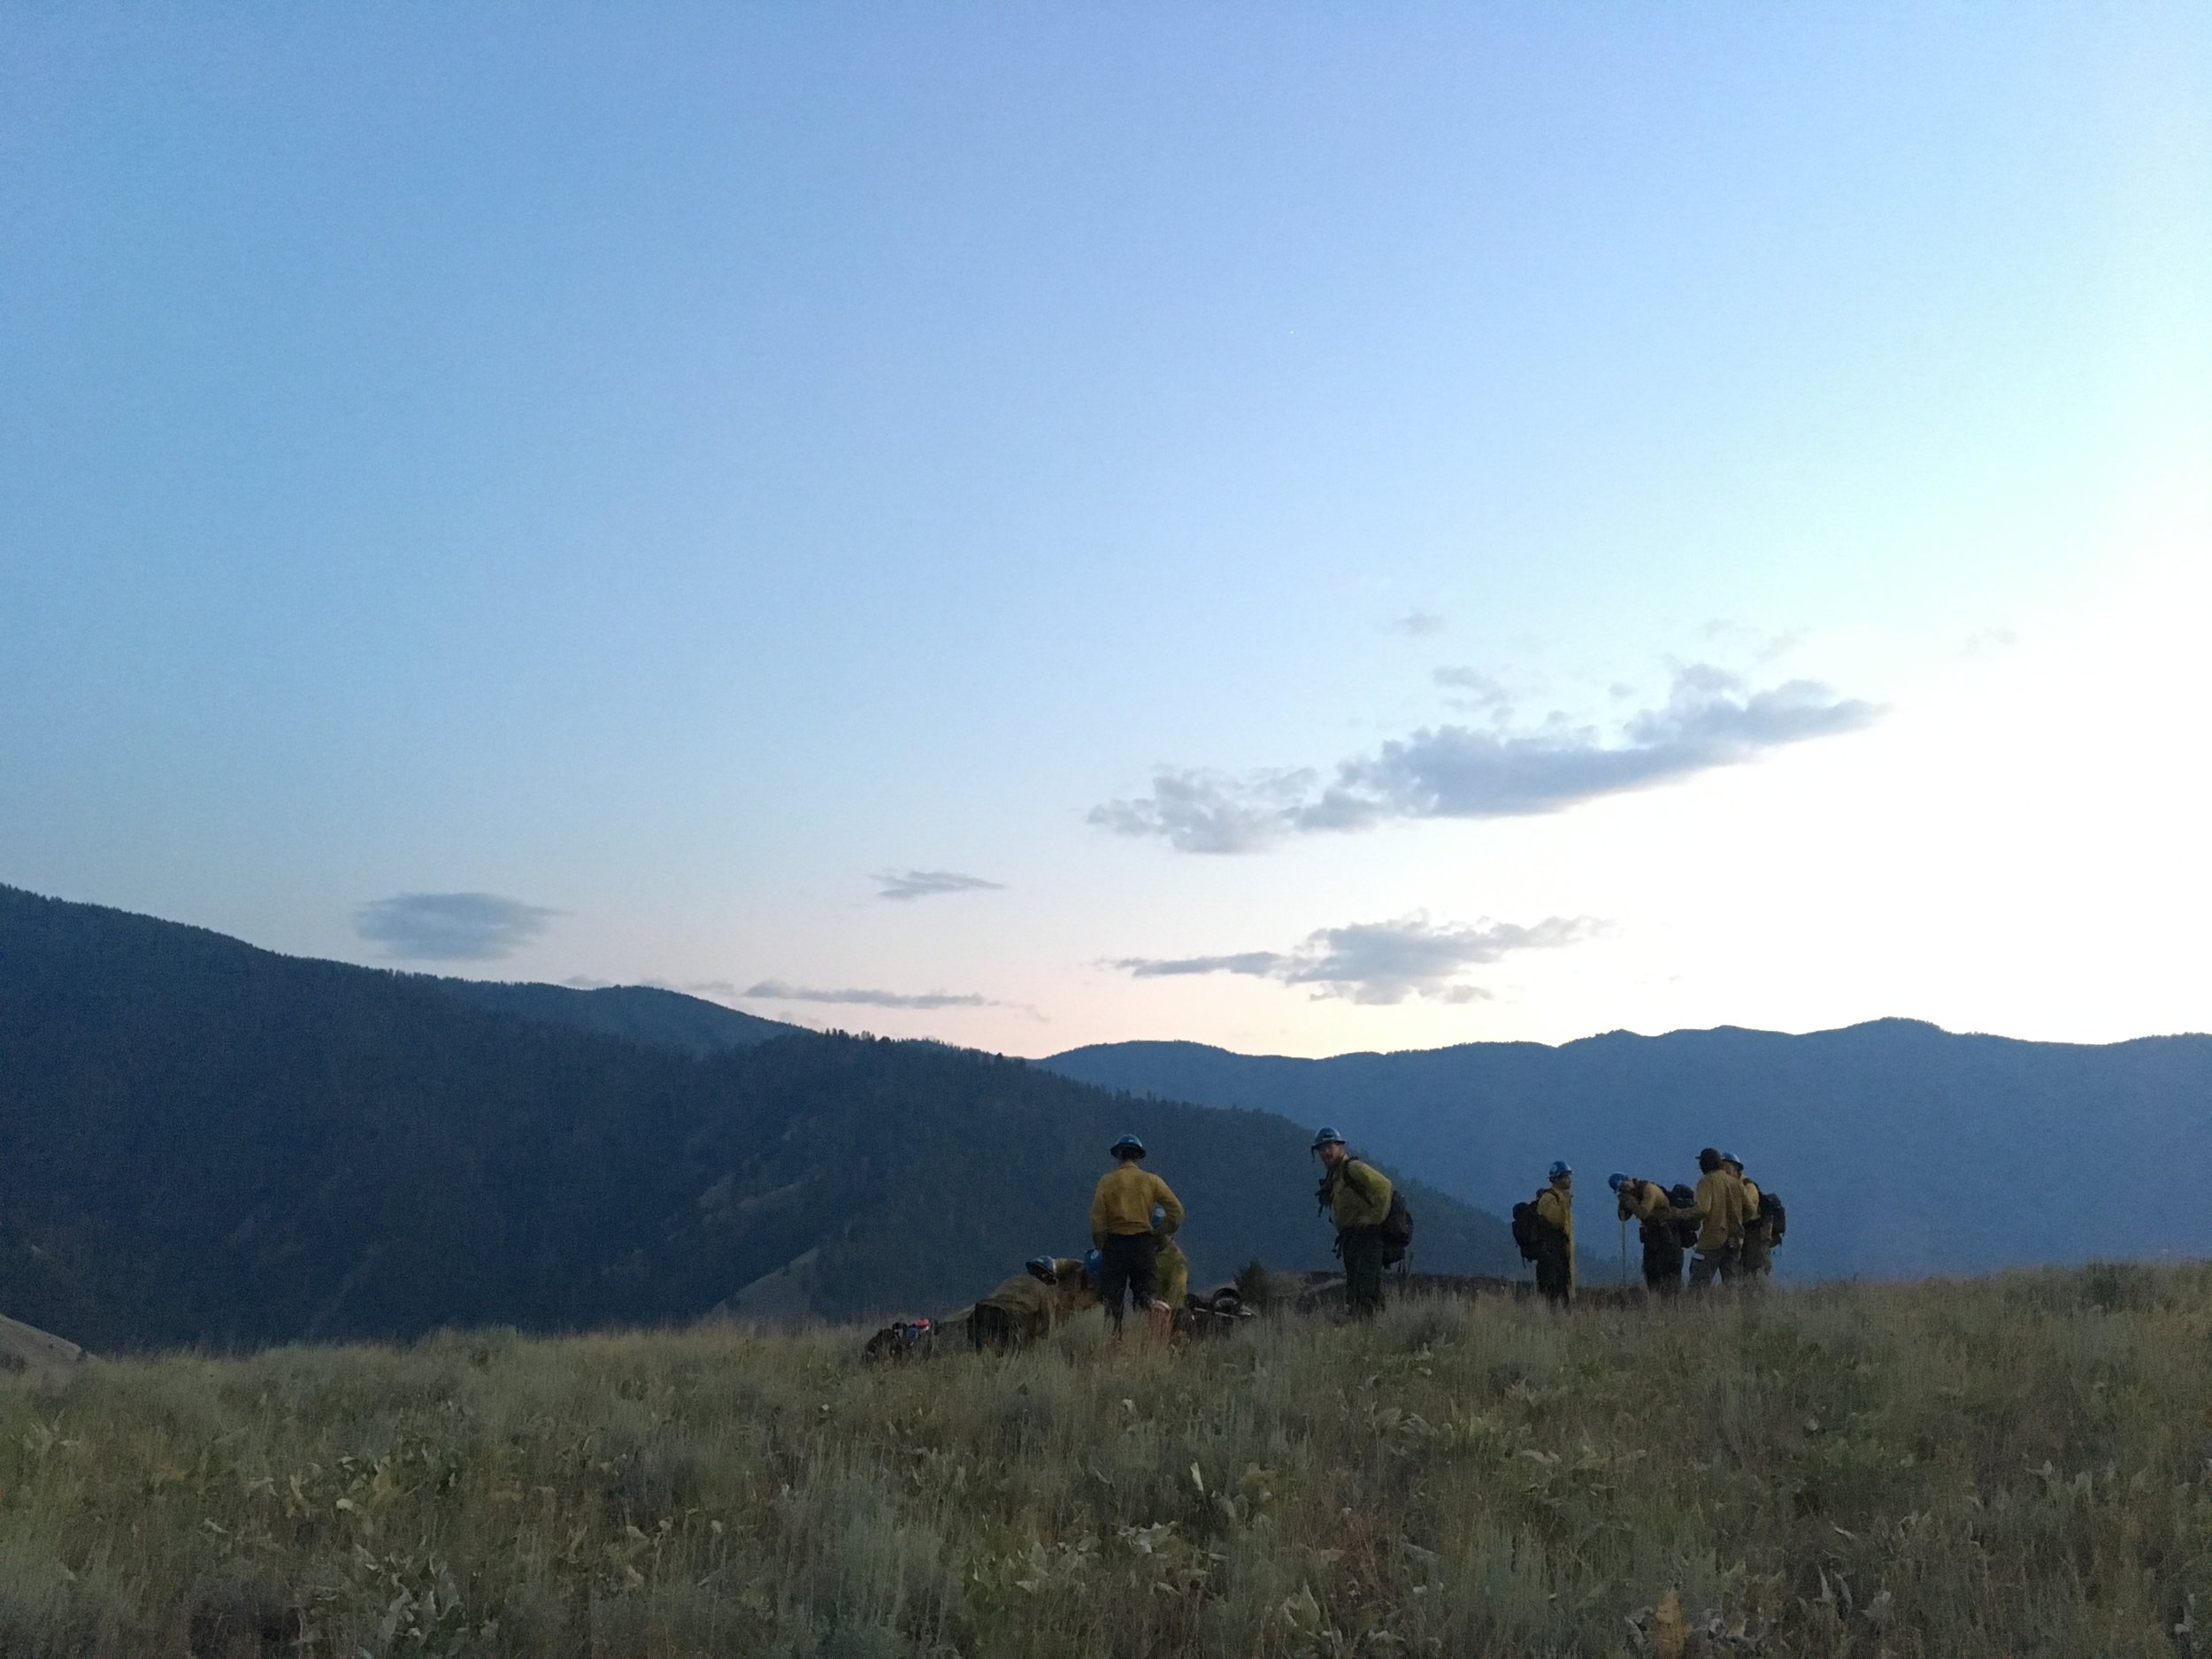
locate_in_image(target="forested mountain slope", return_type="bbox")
[1042,1022,2212,1278]
[0,886,1513,1349]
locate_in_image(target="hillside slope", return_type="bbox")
[0,886,1513,1349]
[431,977,799,1052]
[1043,1021,2212,1278]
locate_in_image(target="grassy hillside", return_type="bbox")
[1043,1022,2212,1279]
[1,1263,2205,1657]
[0,884,1513,1350]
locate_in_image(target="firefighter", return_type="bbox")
[1687,1147,1747,1289]
[1609,1172,1687,1295]
[1089,1134,1184,1334]
[1532,1161,1576,1306]
[1311,1127,1394,1317]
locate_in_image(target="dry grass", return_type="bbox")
[2,1262,2208,1657]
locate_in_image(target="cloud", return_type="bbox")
[1391,611,1448,636]
[1112,913,1600,1005]
[1432,666,1516,720]
[1086,766,1318,855]
[560,975,615,990]
[355,892,558,961]
[874,869,1007,902]
[1090,666,1880,852]
[741,979,998,1010]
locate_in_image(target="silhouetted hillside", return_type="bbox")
[0,886,1513,1349]
[432,977,798,1053]
[1042,1022,2212,1278]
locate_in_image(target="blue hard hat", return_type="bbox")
[1548,1160,1572,1179]
[1151,1202,1168,1227]
[1025,1256,1058,1284]
[1083,1248,1102,1280]
[1110,1133,1146,1158]
[1721,1151,1742,1168]
[1311,1125,1346,1150]
[1607,1172,1628,1193]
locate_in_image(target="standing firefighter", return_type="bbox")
[1727,1153,1783,1281]
[1089,1134,1183,1334]
[1687,1147,1747,1290]
[1609,1172,1688,1296]
[1311,1127,1397,1317]
[1532,1161,1576,1306]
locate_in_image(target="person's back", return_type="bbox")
[1089,1134,1181,1333]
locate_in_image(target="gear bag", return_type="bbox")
[1668,1182,1701,1249]
[1758,1189,1786,1244]
[1379,1188,1414,1265]
[1510,1200,1544,1263]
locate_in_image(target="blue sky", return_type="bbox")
[4,4,2208,1055]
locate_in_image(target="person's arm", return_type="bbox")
[1150,1177,1184,1236]
[1346,1160,1392,1225]
[1089,1177,1113,1248]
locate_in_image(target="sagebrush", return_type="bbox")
[1,1263,2208,1657]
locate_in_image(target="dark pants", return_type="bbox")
[1340,1226,1386,1317]
[1534,1241,1572,1307]
[1640,1229,1685,1295]
[1095,1232,1159,1331]
[1688,1244,1740,1290]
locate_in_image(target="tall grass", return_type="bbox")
[2,1263,2208,1656]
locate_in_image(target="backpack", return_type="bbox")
[1379,1189,1414,1265]
[1668,1183,1700,1249]
[1758,1189,1786,1244]
[1510,1201,1544,1263]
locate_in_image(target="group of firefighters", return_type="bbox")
[1523,1146,1784,1308]
[1079,1129,1784,1329]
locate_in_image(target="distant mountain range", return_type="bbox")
[0,885,1513,1350]
[1041,1023,2212,1279]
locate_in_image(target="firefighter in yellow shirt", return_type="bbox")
[1609,1172,1689,1295]
[1089,1133,1184,1333]
[1687,1147,1746,1290]
[1532,1161,1576,1306]
[1725,1153,1776,1282]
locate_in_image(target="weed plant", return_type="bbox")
[1,1263,2207,1657]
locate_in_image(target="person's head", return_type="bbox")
[1722,1154,1744,1175]
[1110,1133,1147,1163]
[1311,1126,1348,1168]
[1607,1172,1629,1194]
[1699,1147,1723,1173]
[1548,1160,1572,1190]
[1025,1256,1059,1285]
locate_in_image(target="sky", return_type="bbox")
[4,4,2208,1058]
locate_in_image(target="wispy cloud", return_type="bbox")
[1391,610,1448,636]
[1090,665,1879,853]
[355,892,558,961]
[742,979,998,1010]
[1112,913,1600,1005]
[874,869,1007,902]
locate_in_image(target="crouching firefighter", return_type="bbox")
[1090,1134,1184,1335]
[1609,1172,1688,1296]
[1312,1127,1410,1318]
[968,1256,1097,1352]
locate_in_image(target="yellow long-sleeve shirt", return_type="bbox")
[1323,1157,1394,1232]
[1617,1179,1680,1235]
[1156,1238,1190,1308]
[1535,1185,1576,1286]
[1091,1164,1183,1243]
[1693,1170,1746,1254]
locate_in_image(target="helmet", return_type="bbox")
[1024,1256,1058,1284]
[1548,1160,1572,1179]
[1082,1248,1102,1281]
[1607,1172,1628,1193]
[1721,1150,1743,1170]
[1110,1133,1146,1159]
[1311,1125,1346,1151]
